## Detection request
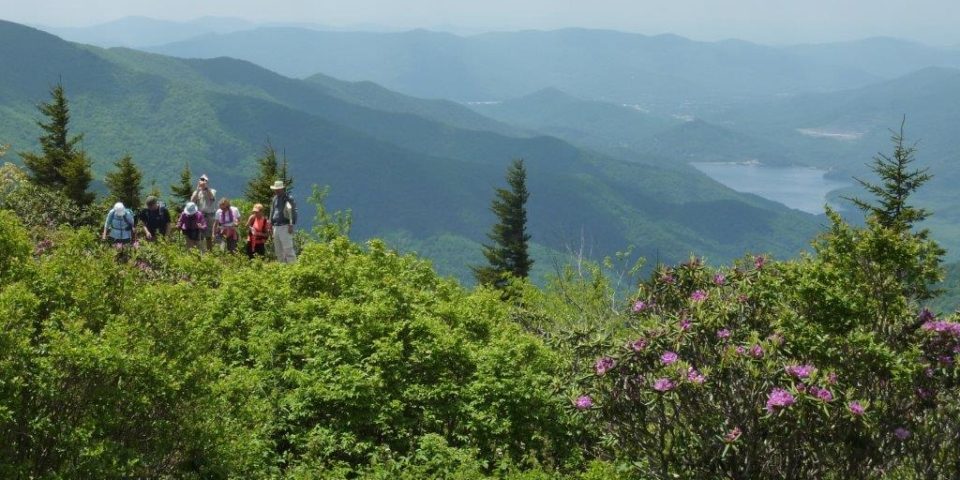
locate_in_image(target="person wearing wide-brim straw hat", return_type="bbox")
[269,180,297,263]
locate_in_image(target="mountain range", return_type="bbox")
[0,20,821,283]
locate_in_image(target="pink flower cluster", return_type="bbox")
[630,338,647,351]
[595,357,615,376]
[575,395,593,410]
[848,401,866,416]
[687,367,706,384]
[661,351,679,365]
[785,364,816,379]
[766,388,795,413]
[690,290,708,302]
[632,300,647,313]
[653,378,675,392]
[921,320,960,337]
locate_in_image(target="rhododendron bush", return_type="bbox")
[574,211,959,478]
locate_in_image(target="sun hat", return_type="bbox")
[113,202,125,214]
[270,180,285,190]
[199,174,209,181]
[184,202,198,215]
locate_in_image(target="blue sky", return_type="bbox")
[3,0,960,45]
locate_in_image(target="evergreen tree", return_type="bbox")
[848,118,931,234]
[20,83,83,188]
[147,180,162,200]
[61,150,95,208]
[246,142,294,206]
[170,162,193,212]
[105,155,143,210]
[19,83,95,207]
[473,159,533,287]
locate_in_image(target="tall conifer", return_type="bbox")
[170,162,193,213]
[20,82,94,207]
[105,155,143,210]
[473,159,533,287]
[246,142,293,206]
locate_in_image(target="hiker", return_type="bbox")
[177,201,207,251]
[269,180,297,263]
[102,202,136,245]
[246,203,271,259]
[190,173,217,251]
[139,195,171,241]
[213,197,241,253]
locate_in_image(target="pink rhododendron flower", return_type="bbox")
[724,426,742,443]
[713,273,726,285]
[653,378,675,392]
[575,395,593,410]
[816,388,833,402]
[595,357,615,376]
[766,388,795,413]
[690,290,708,302]
[679,318,692,331]
[894,427,911,440]
[749,344,764,358]
[716,329,732,340]
[632,300,647,313]
[630,338,647,351]
[785,364,816,379]
[754,255,765,269]
[848,401,866,416]
[687,367,705,384]
[660,351,679,365]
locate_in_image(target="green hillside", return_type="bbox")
[0,20,821,283]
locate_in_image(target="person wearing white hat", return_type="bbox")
[102,202,136,245]
[190,173,218,251]
[269,180,297,263]
[177,201,208,252]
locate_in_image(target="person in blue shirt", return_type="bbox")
[102,202,136,245]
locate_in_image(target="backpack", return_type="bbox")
[181,212,202,241]
[108,210,134,231]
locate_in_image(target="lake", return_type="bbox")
[691,162,852,214]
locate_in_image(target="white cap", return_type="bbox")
[113,202,125,214]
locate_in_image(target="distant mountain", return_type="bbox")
[467,88,679,159]
[0,20,820,282]
[41,16,258,48]
[644,119,805,166]
[784,37,960,79]
[145,27,880,105]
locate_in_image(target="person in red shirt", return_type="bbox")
[246,203,271,259]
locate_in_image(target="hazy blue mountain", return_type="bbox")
[145,27,880,105]
[467,88,679,158]
[643,119,806,166]
[0,20,823,282]
[41,16,257,48]
[784,37,960,79]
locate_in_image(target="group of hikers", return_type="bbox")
[101,174,298,262]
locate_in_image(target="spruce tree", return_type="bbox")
[246,142,294,206]
[848,118,931,234]
[170,162,193,213]
[61,150,95,208]
[147,180,162,199]
[473,159,533,287]
[20,82,95,206]
[20,83,82,188]
[105,155,143,210]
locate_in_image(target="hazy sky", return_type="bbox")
[3,0,960,45]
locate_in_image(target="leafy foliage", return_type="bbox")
[169,161,192,213]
